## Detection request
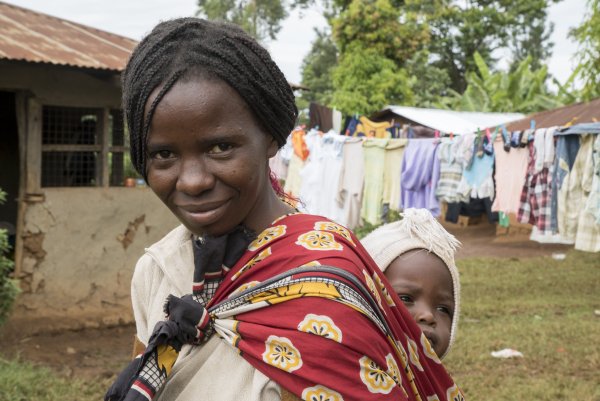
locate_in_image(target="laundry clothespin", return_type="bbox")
[449,132,454,140]
[501,125,509,141]
[564,116,579,127]
[490,126,499,143]
[485,127,492,140]
[529,120,536,141]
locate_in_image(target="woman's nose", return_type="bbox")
[175,158,215,195]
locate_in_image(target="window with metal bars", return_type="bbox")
[41,106,134,187]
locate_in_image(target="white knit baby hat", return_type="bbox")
[360,208,461,358]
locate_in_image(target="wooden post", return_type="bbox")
[99,108,110,187]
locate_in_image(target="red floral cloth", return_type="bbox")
[209,213,464,401]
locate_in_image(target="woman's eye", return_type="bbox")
[208,143,233,154]
[151,150,174,160]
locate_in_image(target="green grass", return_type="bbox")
[445,250,600,400]
[0,358,108,401]
[0,250,598,400]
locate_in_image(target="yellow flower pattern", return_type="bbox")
[248,225,286,251]
[298,314,343,343]
[262,335,303,373]
[231,248,272,281]
[363,270,383,309]
[427,395,441,401]
[228,281,261,298]
[359,356,396,394]
[446,385,465,401]
[313,221,355,246]
[407,337,424,372]
[301,385,344,401]
[421,332,441,364]
[385,353,400,384]
[373,273,395,307]
[296,231,343,251]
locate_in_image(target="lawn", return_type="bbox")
[445,250,600,400]
[0,250,598,401]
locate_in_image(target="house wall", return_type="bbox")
[15,188,179,331]
[0,62,180,332]
[0,61,121,107]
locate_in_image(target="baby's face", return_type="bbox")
[384,249,454,357]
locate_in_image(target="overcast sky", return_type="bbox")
[5,0,586,86]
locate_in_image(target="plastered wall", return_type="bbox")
[13,188,179,331]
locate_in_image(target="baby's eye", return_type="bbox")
[436,305,452,316]
[398,295,413,304]
[151,150,175,160]
[208,143,233,154]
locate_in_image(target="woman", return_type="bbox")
[106,18,463,401]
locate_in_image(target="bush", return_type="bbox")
[0,188,20,326]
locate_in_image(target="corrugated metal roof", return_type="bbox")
[0,1,137,71]
[506,98,600,131]
[380,105,524,135]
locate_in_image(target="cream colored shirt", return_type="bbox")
[131,225,281,401]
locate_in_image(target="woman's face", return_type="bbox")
[384,249,454,357]
[145,76,279,237]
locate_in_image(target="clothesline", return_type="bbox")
[270,122,600,253]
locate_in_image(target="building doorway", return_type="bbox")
[0,91,19,258]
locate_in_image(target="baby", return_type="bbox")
[361,208,461,359]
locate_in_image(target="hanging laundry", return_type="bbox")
[356,116,391,139]
[386,124,403,139]
[456,135,495,200]
[308,102,334,132]
[382,138,408,211]
[291,127,310,161]
[491,139,529,215]
[361,138,389,225]
[517,137,552,236]
[299,130,325,213]
[435,136,464,204]
[573,134,600,252]
[337,138,365,229]
[317,134,347,220]
[284,153,304,198]
[586,134,600,225]
[332,109,343,134]
[551,134,580,233]
[343,116,360,136]
[401,138,441,217]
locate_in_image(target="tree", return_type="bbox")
[441,52,562,113]
[331,0,429,66]
[331,43,414,115]
[569,0,600,101]
[427,0,557,93]
[197,0,287,41]
[508,0,554,72]
[300,28,338,106]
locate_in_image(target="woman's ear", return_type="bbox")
[267,137,279,158]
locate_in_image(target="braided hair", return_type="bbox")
[122,18,298,178]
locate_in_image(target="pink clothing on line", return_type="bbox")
[491,140,529,214]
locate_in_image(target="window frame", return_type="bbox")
[39,106,129,188]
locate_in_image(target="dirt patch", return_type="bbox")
[0,223,575,382]
[0,325,134,380]
[442,221,572,260]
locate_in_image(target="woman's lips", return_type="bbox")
[178,199,231,225]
